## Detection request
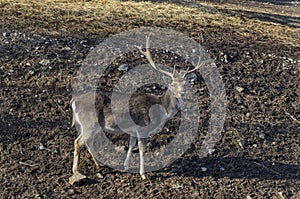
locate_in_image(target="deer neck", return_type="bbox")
[162,89,183,118]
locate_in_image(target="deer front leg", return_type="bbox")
[69,135,87,185]
[124,136,137,170]
[138,138,147,180]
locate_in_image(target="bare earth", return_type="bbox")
[0,0,299,198]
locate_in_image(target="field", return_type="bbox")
[0,0,299,198]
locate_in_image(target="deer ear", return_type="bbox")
[162,75,171,86]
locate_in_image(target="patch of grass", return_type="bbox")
[0,0,299,46]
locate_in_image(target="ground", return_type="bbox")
[0,0,299,198]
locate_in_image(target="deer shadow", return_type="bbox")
[161,157,300,180]
[160,123,299,180]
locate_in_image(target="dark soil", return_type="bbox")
[0,0,299,198]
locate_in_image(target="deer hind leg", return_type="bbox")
[69,135,87,185]
[138,138,147,180]
[124,136,137,171]
[85,129,103,168]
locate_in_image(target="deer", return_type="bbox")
[69,35,203,185]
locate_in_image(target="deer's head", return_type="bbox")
[137,35,202,99]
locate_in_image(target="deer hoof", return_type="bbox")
[69,172,87,185]
[124,165,129,171]
[124,161,130,171]
[141,174,146,180]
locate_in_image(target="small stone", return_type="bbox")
[238,139,246,149]
[96,173,104,179]
[224,54,228,63]
[118,64,129,72]
[172,183,184,189]
[235,86,244,93]
[35,194,41,199]
[259,132,265,139]
[64,46,71,51]
[68,189,75,195]
[208,148,215,155]
[39,59,50,66]
[80,40,87,45]
[39,143,45,150]
[220,167,225,171]
[277,191,285,199]
[201,167,207,172]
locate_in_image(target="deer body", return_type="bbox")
[69,35,201,185]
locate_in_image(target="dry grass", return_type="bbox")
[1,0,299,45]
[200,0,300,16]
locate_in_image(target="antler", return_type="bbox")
[137,34,175,78]
[183,49,210,77]
[138,34,209,78]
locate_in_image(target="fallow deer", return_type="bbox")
[69,35,203,185]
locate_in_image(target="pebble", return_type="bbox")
[96,173,104,179]
[29,70,35,75]
[235,86,244,93]
[118,63,129,72]
[201,167,207,172]
[63,46,71,51]
[39,59,50,66]
[277,191,285,199]
[258,132,265,139]
[238,139,246,148]
[208,148,215,155]
[172,183,184,189]
[68,189,75,195]
[224,54,228,63]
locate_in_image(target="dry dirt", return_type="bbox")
[0,0,299,198]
